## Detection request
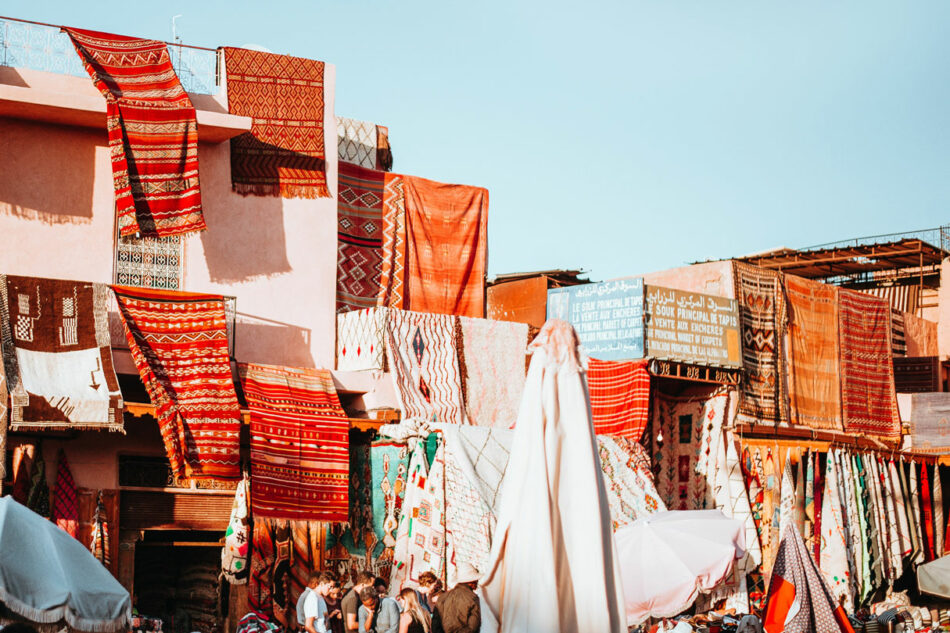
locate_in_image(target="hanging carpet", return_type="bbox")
[52,451,79,538]
[391,442,447,592]
[336,116,378,170]
[785,275,842,431]
[837,289,900,440]
[402,175,488,317]
[587,357,650,441]
[223,47,329,199]
[337,162,386,313]
[65,27,205,237]
[455,316,528,428]
[378,174,407,309]
[240,363,349,522]
[733,262,788,423]
[0,333,6,487]
[0,275,123,432]
[113,285,241,480]
[385,310,465,424]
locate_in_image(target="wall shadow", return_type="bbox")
[0,67,29,87]
[0,117,98,224]
[197,141,293,282]
[233,316,315,369]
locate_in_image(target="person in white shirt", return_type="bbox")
[304,571,337,633]
[297,573,321,631]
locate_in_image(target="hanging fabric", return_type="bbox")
[907,462,924,566]
[249,518,276,616]
[804,451,816,554]
[849,453,872,605]
[921,464,936,562]
[222,477,251,584]
[65,27,206,237]
[391,441,447,590]
[52,450,79,538]
[819,449,852,609]
[90,490,110,568]
[934,465,945,558]
[26,450,50,518]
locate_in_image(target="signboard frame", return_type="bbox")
[644,285,742,369]
[546,278,644,361]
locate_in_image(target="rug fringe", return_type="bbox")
[279,182,330,199]
[8,423,126,434]
[233,182,330,199]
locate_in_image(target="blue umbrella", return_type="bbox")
[0,496,130,632]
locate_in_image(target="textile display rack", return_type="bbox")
[736,423,943,465]
[735,422,902,451]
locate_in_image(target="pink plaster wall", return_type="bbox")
[640,260,736,298]
[9,420,165,491]
[0,117,116,282]
[0,65,339,369]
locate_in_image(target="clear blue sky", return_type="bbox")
[7,1,950,281]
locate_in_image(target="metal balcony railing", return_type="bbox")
[0,15,220,95]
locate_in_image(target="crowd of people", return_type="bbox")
[293,563,482,633]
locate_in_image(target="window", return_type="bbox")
[114,234,183,290]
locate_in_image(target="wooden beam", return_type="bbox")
[752,246,926,271]
[124,401,400,431]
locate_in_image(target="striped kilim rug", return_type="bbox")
[113,286,241,480]
[586,358,650,441]
[240,363,349,522]
[66,27,205,237]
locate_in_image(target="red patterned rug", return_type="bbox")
[240,363,349,521]
[223,47,329,199]
[112,286,241,480]
[838,289,901,440]
[337,162,385,313]
[52,451,79,538]
[65,27,205,237]
[587,358,650,441]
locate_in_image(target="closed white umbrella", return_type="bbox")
[0,496,130,632]
[480,320,625,633]
[615,510,746,626]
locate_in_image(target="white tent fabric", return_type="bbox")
[615,510,745,626]
[0,496,131,632]
[480,320,625,633]
[918,555,950,599]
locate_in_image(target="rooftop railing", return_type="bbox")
[0,15,220,95]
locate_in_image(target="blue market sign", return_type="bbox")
[546,278,644,360]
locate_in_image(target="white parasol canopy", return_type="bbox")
[480,320,625,633]
[0,496,131,632]
[918,555,950,599]
[615,510,746,626]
